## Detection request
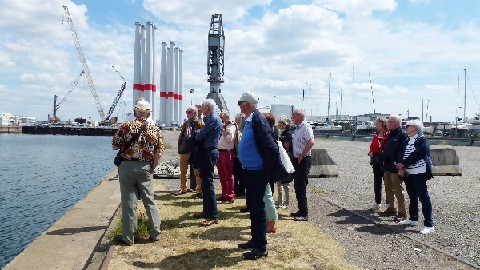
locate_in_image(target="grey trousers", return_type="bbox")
[118,161,161,244]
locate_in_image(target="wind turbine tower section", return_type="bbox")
[133,22,157,121]
[206,14,228,112]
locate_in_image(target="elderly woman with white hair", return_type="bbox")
[396,120,435,234]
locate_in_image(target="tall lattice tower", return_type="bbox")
[206,14,228,112]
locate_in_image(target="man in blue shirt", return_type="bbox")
[193,99,222,226]
[237,92,286,260]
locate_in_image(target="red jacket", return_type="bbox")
[370,131,387,154]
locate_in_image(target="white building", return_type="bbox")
[0,113,37,126]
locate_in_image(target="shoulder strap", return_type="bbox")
[119,122,148,154]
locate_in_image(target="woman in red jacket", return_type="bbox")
[368,117,388,211]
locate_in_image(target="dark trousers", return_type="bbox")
[293,156,311,216]
[404,173,434,227]
[244,169,267,252]
[372,164,384,205]
[233,157,246,196]
[189,165,196,190]
[201,149,219,220]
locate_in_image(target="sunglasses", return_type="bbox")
[186,110,193,113]
[238,101,246,106]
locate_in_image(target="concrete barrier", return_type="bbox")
[430,149,462,176]
[309,149,339,178]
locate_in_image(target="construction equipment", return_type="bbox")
[62,5,106,121]
[206,14,228,112]
[105,66,127,121]
[49,70,85,122]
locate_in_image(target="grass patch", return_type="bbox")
[108,181,363,270]
[311,187,328,195]
[111,212,150,240]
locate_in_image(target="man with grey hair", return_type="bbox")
[237,92,287,260]
[290,108,315,221]
[112,99,163,245]
[380,114,408,222]
[176,105,204,197]
[193,99,222,226]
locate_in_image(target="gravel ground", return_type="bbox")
[306,139,479,270]
[151,131,479,269]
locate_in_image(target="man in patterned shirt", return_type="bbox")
[112,100,164,245]
[290,109,315,221]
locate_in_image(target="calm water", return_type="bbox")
[0,134,115,268]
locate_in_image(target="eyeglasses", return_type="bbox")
[238,101,246,106]
[292,113,301,116]
[186,110,193,113]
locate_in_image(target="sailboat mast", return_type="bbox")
[328,73,331,121]
[464,68,467,121]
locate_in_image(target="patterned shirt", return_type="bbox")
[112,118,164,161]
[403,134,426,174]
[292,121,314,158]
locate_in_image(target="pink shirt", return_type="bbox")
[218,122,236,150]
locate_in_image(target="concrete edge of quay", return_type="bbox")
[4,168,121,270]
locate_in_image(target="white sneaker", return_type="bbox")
[398,219,419,226]
[420,226,435,234]
[370,203,381,211]
[280,204,288,209]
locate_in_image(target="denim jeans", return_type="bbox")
[201,149,219,220]
[293,156,311,216]
[244,169,267,252]
[404,173,434,227]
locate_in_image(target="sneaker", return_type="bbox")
[394,213,407,223]
[398,219,419,226]
[280,204,288,209]
[290,211,301,217]
[420,226,435,234]
[370,203,381,211]
[294,215,309,221]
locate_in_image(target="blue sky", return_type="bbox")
[1,0,480,122]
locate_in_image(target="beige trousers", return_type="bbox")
[383,171,406,216]
[179,153,202,193]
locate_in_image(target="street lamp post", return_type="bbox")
[189,89,194,105]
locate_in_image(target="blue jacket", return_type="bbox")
[400,134,434,179]
[250,109,288,182]
[194,112,222,149]
[382,127,407,173]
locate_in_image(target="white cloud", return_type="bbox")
[314,0,397,17]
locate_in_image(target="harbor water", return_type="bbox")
[0,134,115,268]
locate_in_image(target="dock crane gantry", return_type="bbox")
[62,5,106,121]
[105,66,127,121]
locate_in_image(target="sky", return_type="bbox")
[2,0,480,123]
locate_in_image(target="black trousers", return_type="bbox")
[233,157,246,196]
[372,164,384,205]
[293,156,311,216]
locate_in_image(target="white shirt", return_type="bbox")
[218,121,236,150]
[292,121,314,158]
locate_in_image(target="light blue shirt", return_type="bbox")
[238,114,263,170]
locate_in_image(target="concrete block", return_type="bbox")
[430,149,462,176]
[309,149,338,178]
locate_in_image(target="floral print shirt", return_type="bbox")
[112,118,164,161]
[292,121,314,158]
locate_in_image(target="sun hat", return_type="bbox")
[134,100,151,113]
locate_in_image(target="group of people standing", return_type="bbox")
[112,93,315,260]
[368,114,435,234]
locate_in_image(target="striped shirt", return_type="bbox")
[403,134,426,174]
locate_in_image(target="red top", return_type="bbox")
[370,131,388,154]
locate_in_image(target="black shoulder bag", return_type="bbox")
[114,122,147,166]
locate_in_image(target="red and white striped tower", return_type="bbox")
[166,41,175,125]
[140,24,147,100]
[159,42,167,125]
[178,49,183,124]
[133,22,142,104]
[147,22,156,120]
[173,47,179,124]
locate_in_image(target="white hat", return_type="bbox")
[238,92,259,104]
[134,100,151,113]
[405,120,414,126]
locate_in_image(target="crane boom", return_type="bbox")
[105,66,127,120]
[62,5,106,121]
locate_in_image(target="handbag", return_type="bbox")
[278,141,295,174]
[114,122,147,166]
